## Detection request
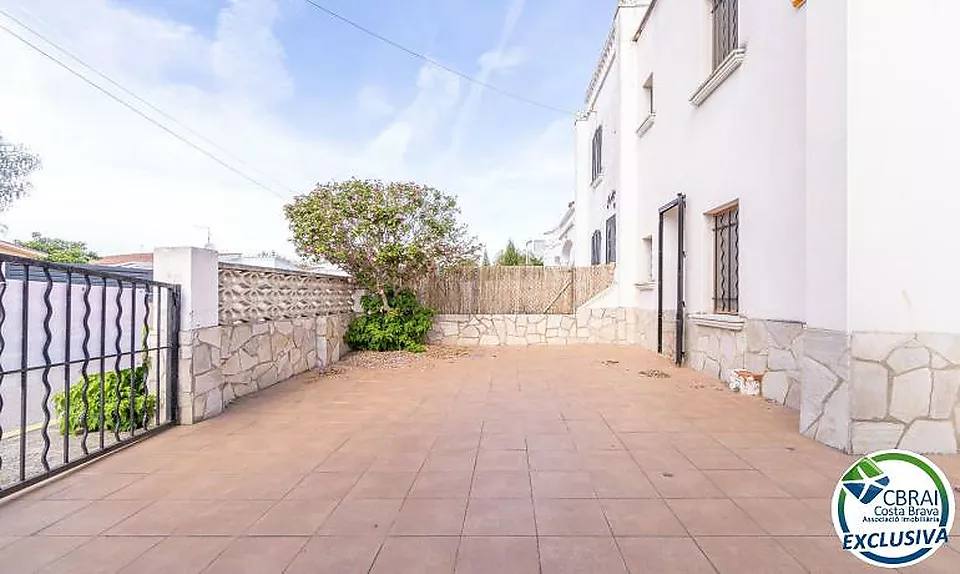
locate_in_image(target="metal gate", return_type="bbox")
[0,254,180,498]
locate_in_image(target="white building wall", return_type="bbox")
[634,0,806,322]
[846,0,960,334]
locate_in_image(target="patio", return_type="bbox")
[0,345,958,573]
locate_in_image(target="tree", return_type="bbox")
[16,232,98,263]
[285,179,481,309]
[482,249,491,266]
[0,133,41,212]
[494,239,543,266]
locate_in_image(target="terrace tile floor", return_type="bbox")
[1,346,959,573]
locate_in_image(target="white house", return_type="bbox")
[574,0,960,454]
[531,201,576,266]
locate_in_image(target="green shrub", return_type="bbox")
[53,362,157,435]
[345,287,435,352]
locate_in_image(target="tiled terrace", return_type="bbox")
[0,346,958,573]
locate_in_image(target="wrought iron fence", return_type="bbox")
[0,254,180,498]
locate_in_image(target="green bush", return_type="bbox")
[345,287,435,352]
[53,362,157,435]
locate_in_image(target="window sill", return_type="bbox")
[635,281,656,291]
[591,174,604,189]
[636,113,656,138]
[689,313,745,331]
[690,47,746,107]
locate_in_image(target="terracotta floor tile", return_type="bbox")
[646,469,725,498]
[370,536,459,574]
[703,470,793,498]
[666,499,764,536]
[203,536,307,573]
[348,472,418,499]
[629,447,697,471]
[38,536,162,574]
[424,450,479,472]
[174,500,273,536]
[39,500,151,536]
[43,473,145,500]
[600,499,687,536]
[538,537,627,574]
[317,498,402,536]
[481,434,526,450]
[526,434,576,451]
[247,498,339,535]
[369,451,429,472]
[617,537,715,573]
[105,473,182,500]
[105,500,194,536]
[682,448,753,470]
[775,536,884,573]
[735,497,835,535]
[696,536,805,573]
[314,450,377,472]
[433,434,482,452]
[0,535,89,572]
[908,544,960,573]
[0,499,91,535]
[391,499,466,535]
[118,536,234,574]
[534,499,610,536]
[463,498,536,536]
[476,449,529,471]
[470,471,532,498]
[589,468,659,498]
[455,536,539,574]
[528,450,584,471]
[286,471,361,499]
[759,466,838,498]
[409,471,473,499]
[532,471,596,498]
[285,536,383,574]
[578,450,639,471]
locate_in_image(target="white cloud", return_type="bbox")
[356,85,395,119]
[0,0,573,260]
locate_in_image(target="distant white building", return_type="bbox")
[531,201,575,267]
[573,0,960,454]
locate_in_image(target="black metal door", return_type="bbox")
[657,193,686,366]
[0,254,180,498]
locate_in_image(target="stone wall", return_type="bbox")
[849,333,960,454]
[427,308,638,346]
[178,313,352,424]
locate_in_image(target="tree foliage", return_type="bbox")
[494,239,543,266]
[0,133,41,212]
[17,232,99,263]
[285,179,481,307]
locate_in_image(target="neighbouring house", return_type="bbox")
[533,201,576,267]
[572,0,960,454]
[0,239,47,260]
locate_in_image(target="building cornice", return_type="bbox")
[584,25,617,108]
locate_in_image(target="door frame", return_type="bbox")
[657,193,686,366]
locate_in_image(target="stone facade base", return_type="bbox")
[428,309,638,347]
[178,313,353,424]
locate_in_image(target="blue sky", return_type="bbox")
[0,0,612,257]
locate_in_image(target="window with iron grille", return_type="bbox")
[713,205,739,314]
[712,0,739,69]
[591,126,603,182]
[605,215,617,264]
[590,230,602,265]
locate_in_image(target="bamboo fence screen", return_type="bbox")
[412,264,615,314]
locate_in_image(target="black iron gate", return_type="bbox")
[0,254,180,498]
[657,193,686,366]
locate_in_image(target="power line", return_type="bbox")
[299,0,575,116]
[0,13,290,201]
